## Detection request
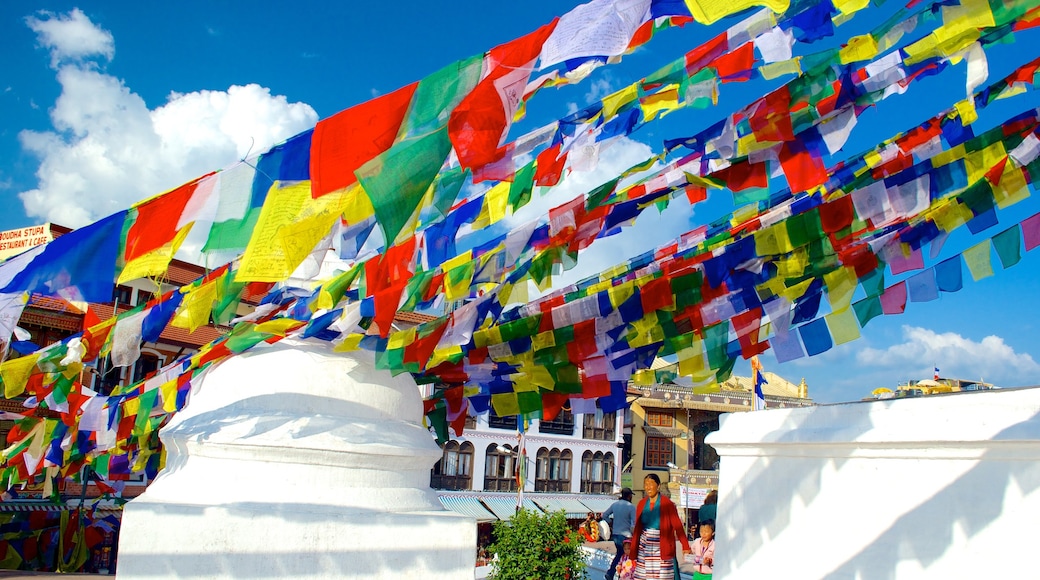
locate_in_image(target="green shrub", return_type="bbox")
[488,508,587,580]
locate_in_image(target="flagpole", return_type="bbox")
[515,429,526,514]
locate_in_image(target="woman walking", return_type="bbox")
[629,474,691,579]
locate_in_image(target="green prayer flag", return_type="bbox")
[400,55,483,139]
[853,295,883,328]
[510,161,537,211]
[358,126,453,246]
[992,224,1022,269]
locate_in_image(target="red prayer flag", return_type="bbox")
[534,142,568,186]
[449,21,558,171]
[779,141,828,193]
[685,33,728,73]
[709,42,754,83]
[820,195,854,234]
[713,160,769,191]
[125,177,205,263]
[310,83,419,198]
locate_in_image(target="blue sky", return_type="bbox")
[1,1,1039,403]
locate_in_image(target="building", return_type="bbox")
[425,403,626,549]
[0,224,243,572]
[627,366,814,529]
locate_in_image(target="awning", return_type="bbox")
[0,502,122,512]
[579,496,617,513]
[480,496,541,521]
[438,495,498,522]
[531,496,594,519]
[643,425,685,438]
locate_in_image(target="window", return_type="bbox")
[645,437,673,468]
[583,411,616,441]
[646,410,674,427]
[535,448,572,492]
[113,285,134,306]
[488,410,517,430]
[539,410,574,435]
[91,357,123,396]
[132,353,161,384]
[580,451,616,493]
[430,441,473,490]
[483,444,518,492]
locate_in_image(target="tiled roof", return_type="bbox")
[20,310,81,332]
[27,295,84,314]
[158,324,227,348]
[394,311,439,325]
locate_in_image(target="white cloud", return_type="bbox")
[585,77,615,105]
[26,9,114,68]
[856,325,1040,384]
[17,10,318,233]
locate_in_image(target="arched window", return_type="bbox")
[483,444,518,492]
[430,441,473,490]
[580,451,616,493]
[535,448,572,492]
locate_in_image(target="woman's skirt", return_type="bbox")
[634,528,675,580]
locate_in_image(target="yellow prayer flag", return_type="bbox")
[160,379,179,413]
[954,98,979,125]
[254,319,305,336]
[485,181,511,225]
[931,142,967,167]
[928,199,972,232]
[170,281,219,333]
[677,345,709,380]
[776,248,808,278]
[387,327,417,350]
[491,393,521,417]
[824,266,857,312]
[780,278,815,303]
[760,58,802,80]
[341,184,375,224]
[237,181,350,283]
[1,354,39,398]
[333,334,364,352]
[123,395,141,420]
[607,281,635,309]
[825,307,861,346]
[425,345,463,369]
[640,85,681,122]
[964,142,1007,185]
[117,224,194,284]
[994,158,1030,209]
[601,84,640,119]
[963,240,994,281]
[632,369,655,386]
[833,0,869,16]
[525,366,556,391]
[532,330,556,351]
[684,0,789,25]
[839,34,879,64]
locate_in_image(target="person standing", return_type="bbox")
[697,490,717,526]
[689,519,715,579]
[602,487,636,580]
[628,474,691,580]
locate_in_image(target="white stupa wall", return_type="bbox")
[706,387,1040,579]
[117,339,475,579]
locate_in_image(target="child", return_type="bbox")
[689,519,715,579]
[615,538,635,580]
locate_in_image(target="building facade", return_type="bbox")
[627,370,814,530]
